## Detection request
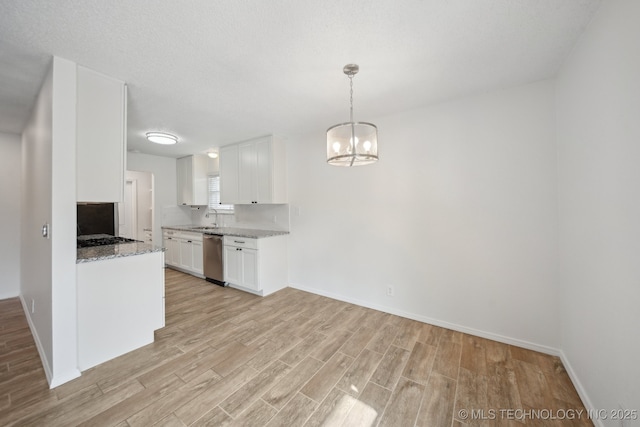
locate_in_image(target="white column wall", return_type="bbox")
[21,57,80,387]
[49,57,80,386]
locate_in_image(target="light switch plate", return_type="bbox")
[42,223,50,239]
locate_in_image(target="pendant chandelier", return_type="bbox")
[326,64,378,166]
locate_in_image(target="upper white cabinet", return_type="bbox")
[219,144,239,204]
[177,155,209,206]
[220,135,287,205]
[76,65,127,203]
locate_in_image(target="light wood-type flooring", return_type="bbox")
[1,269,591,426]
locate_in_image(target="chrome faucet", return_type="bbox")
[206,208,219,228]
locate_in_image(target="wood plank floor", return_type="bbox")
[1,269,592,426]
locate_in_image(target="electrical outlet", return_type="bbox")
[31,299,35,314]
[386,286,395,297]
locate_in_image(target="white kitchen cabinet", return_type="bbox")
[219,144,240,204]
[184,232,203,275]
[220,135,287,204]
[76,65,127,203]
[177,155,209,206]
[179,238,193,270]
[223,242,258,292]
[192,240,203,273]
[255,139,274,203]
[240,247,258,290]
[162,229,203,276]
[176,156,191,206]
[223,244,242,285]
[238,142,256,203]
[166,238,179,266]
[223,235,287,296]
[163,230,180,267]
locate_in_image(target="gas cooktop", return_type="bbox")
[77,236,141,249]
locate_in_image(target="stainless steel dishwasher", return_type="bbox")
[203,234,225,286]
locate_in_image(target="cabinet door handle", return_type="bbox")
[234,240,245,244]
[236,248,242,251]
[187,240,192,243]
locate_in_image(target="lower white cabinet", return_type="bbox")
[179,238,194,270]
[162,229,203,277]
[165,236,179,266]
[224,243,258,291]
[163,228,288,296]
[192,240,203,274]
[223,235,287,296]
[163,230,178,265]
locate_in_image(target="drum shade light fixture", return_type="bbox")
[326,64,378,166]
[146,132,178,145]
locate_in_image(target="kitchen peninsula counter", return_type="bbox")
[76,239,165,371]
[77,241,164,263]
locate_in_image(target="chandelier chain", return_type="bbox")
[349,75,354,123]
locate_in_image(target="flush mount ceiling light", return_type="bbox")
[146,132,178,145]
[207,151,218,159]
[327,64,378,167]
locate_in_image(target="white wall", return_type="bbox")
[288,80,560,351]
[21,57,80,388]
[0,132,21,299]
[127,152,179,244]
[556,0,640,422]
[21,64,55,378]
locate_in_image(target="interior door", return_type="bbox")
[118,179,137,239]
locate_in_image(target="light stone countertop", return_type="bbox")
[162,225,289,239]
[77,242,164,264]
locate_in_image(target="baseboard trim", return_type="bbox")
[288,283,560,356]
[48,369,82,389]
[559,351,603,427]
[18,295,81,389]
[19,294,54,385]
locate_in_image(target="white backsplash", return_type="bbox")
[164,204,290,232]
[190,206,236,228]
[234,204,290,231]
[161,205,191,226]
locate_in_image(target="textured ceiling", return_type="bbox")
[0,0,600,158]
